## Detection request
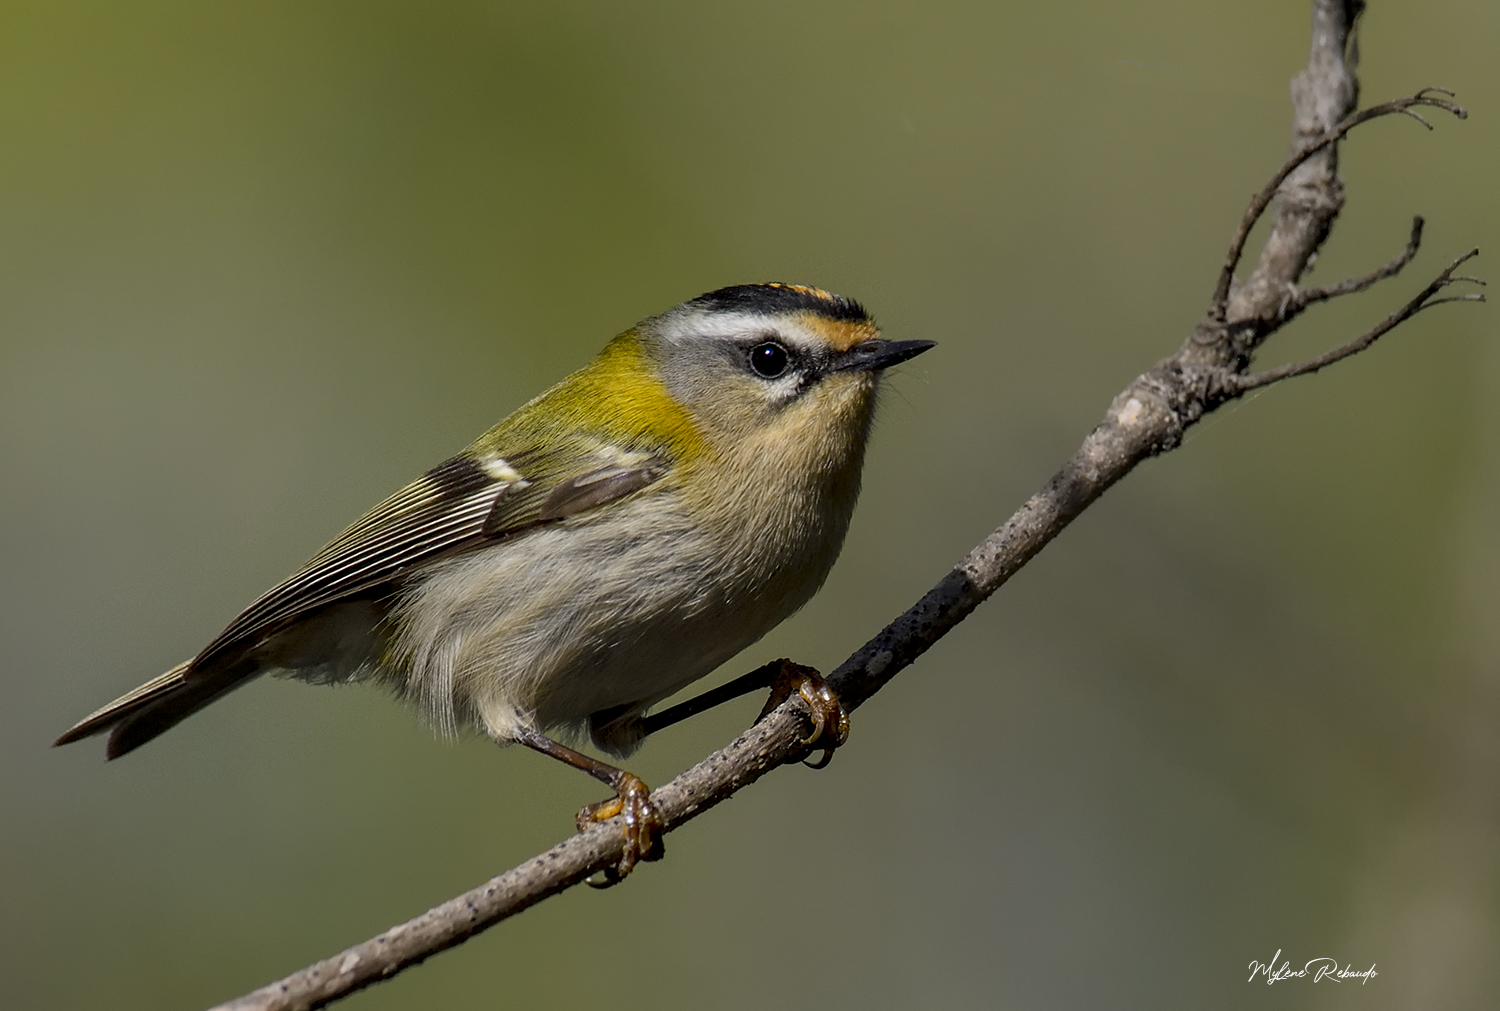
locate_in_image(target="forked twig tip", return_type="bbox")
[1400,108,1435,130]
[1406,87,1466,121]
[1422,293,1486,309]
[1235,249,1485,397]
[1208,88,1468,322]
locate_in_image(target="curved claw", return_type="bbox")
[757,660,851,769]
[803,747,837,771]
[576,772,663,887]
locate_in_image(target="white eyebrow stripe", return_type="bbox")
[659,308,825,353]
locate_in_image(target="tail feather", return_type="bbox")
[54,661,192,746]
[56,599,385,758]
[55,660,259,759]
[105,679,251,758]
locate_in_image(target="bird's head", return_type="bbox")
[635,283,934,452]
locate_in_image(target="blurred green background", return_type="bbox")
[4,1,1496,1008]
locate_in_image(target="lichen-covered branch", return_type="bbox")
[213,3,1479,1009]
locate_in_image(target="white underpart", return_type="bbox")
[390,489,830,751]
[388,422,866,752]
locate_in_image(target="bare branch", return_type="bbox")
[1233,249,1484,393]
[1292,215,1424,310]
[1209,89,1465,322]
[215,704,819,1011]
[210,4,1482,1010]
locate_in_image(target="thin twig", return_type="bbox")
[1209,89,1465,321]
[1234,250,1484,393]
[1292,215,1424,309]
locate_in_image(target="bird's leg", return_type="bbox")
[642,658,850,769]
[638,661,784,735]
[513,728,662,886]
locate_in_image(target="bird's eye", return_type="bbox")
[748,341,790,379]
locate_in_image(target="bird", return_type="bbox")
[55,282,934,879]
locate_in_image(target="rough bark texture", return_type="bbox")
[214,3,1479,1008]
[1237,0,1361,318]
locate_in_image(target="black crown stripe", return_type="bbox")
[686,283,869,324]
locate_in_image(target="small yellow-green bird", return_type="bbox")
[56,283,933,878]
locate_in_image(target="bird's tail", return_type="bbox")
[54,660,251,759]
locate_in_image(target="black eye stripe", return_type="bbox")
[748,341,791,379]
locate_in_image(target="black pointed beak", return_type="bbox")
[837,338,937,373]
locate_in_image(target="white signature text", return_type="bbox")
[1248,950,1377,985]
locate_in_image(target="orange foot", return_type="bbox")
[757,659,851,769]
[576,771,663,887]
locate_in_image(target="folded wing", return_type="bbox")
[56,442,667,757]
